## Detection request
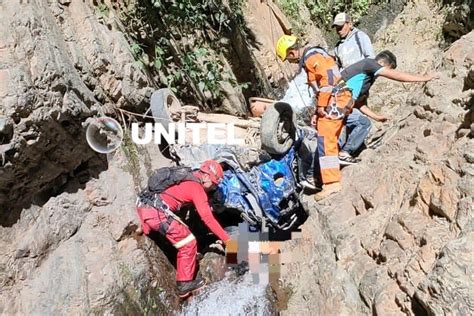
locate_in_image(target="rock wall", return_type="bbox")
[0,140,183,314]
[239,0,327,98]
[0,0,291,313]
[0,0,472,315]
[441,0,474,43]
[280,1,473,314]
[0,0,180,313]
[0,0,152,224]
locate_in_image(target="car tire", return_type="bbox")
[260,102,296,155]
[149,88,181,132]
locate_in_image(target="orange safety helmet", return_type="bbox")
[199,160,224,185]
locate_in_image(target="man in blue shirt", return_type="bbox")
[339,50,438,161]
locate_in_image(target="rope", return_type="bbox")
[109,107,174,155]
[114,107,173,122]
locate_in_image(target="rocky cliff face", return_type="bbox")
[280,2,473,314]
[0,0,176,313]
[0,0,285,313]
[0,141,184,314]
[0,0,472,315]
[0,0,153,225]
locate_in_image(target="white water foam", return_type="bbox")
[179,272,273,316]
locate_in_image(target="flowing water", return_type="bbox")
[178,75,310,316]
[180,272,275,316]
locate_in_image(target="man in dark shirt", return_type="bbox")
[338,50,438,162]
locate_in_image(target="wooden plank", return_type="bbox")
[197,113,260,129]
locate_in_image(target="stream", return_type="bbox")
[180,272,274,315]
[179,75,310,315]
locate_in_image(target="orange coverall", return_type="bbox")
[304,52,352,184]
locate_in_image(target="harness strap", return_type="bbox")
[354,31,364,57]
[297,46,330,75]
[154,197,188,227]
[138,195,189,228]
[156,215,174,235]
[319,85,355,120]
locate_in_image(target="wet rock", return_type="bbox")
[199,252,227,283]
[0,139,178,314]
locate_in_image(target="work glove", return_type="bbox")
[208,240,226,255]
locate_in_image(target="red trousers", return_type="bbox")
[136,206,197,282]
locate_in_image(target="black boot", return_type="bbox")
[177,277,205,298]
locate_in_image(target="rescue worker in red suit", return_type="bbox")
[136,160,231,298]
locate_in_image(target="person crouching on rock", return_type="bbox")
[135,160,234,298]
[336,50,439,158]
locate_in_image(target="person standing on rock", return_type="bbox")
[333,12,375,71]
[333,12,378,165]
[135,160,235,298]
[276,35,353,201]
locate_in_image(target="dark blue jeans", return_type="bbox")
[338,109,372,155]
[296,128,319,181]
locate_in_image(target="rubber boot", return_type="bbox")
[177,276,205,298]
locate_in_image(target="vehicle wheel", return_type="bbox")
[149,89,182,159]
[149,88,182,132]
[260,102,296,155]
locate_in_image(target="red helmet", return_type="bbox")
[199,160,224,185]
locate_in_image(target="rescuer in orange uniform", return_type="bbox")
[276,35,353,201]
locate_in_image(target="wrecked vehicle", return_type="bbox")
[148,89,313,233]
[214,142,308,233]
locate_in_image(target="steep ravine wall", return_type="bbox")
[0,0,153,225]
[0,0,288,313]
[0,0,472,315]
[279,1,473,315]
[0,0,294,227]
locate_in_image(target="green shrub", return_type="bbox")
[112,0,247,107]
[277,0,380,31]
